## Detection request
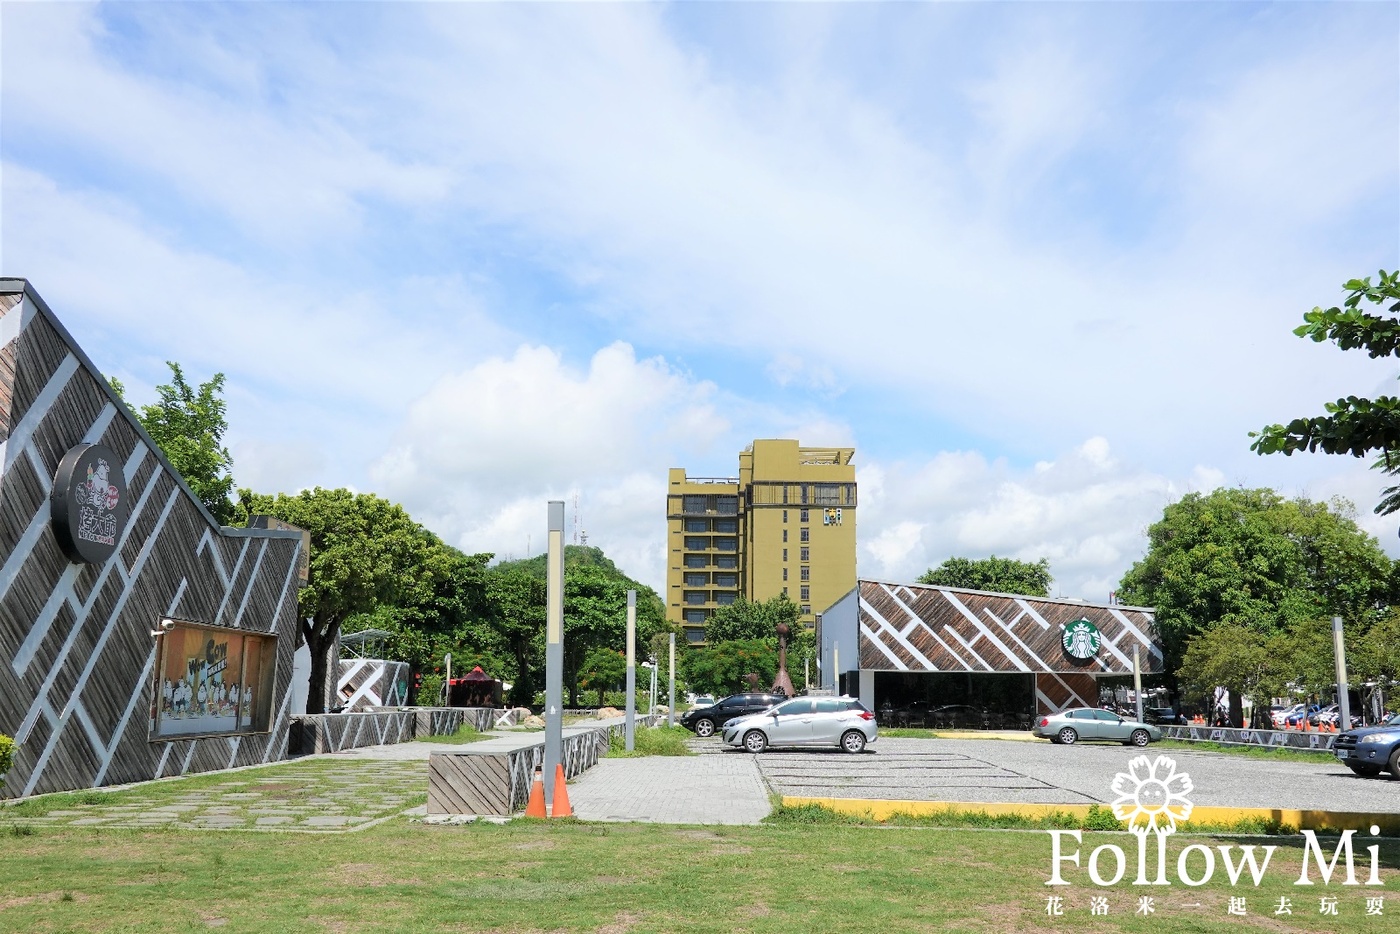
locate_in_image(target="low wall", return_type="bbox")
[290,707,498,755]
[1163,725,1338,751]
[427,715,656,816]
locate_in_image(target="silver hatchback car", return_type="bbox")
[722,696,878,753]
[1033,707,1162,746]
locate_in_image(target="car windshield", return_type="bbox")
[1387,714,1400,727]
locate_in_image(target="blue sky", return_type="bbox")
[2,2,1397,599]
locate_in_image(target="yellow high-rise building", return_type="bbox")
[665,440,857,644]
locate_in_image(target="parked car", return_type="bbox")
[1333,713,1400,778]
[1267,705,1287,728]
[679,693,787,738]
[1033,707,1162,746]
[721,696,878,753]
[1311,704,1340,728]
[691,695,715,709]
[1285,705,1321,728]
[1143,707,1186,726]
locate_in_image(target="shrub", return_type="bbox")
[0,734,13,780]
[606,725,693,758]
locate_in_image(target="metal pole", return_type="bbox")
[804,656,810,694]
[668,632,676,727]
[1332,616,1352,731]
[1133,646,1144,724]
[445,653,452,707]
[833,644,840,694]
[543,501,565,808]
[625,590,636,751]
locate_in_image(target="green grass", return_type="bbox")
[1153,739,1340,765]
[418,724,491,745]
[0,816,1394,932]
[605,725,693,758]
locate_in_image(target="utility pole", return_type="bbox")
[625,590,636,750]
[1132,646,1143,724]
[668,632,676,728]
[543,501,564,809]
[1333,616,1352,731]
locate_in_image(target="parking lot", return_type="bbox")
[721,736,1400,814]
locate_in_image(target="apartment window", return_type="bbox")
[684,536,708,550]
[800,528,810,543]
[782,548,788,562]
[801,604,811,615]
[684,518,709,533]
[783,587,788,597]
[800,586,810,602]
[684,554,708,568]
[782,530,788,543]
[800,567,810,581]
[800,509,810,523]
[716,495,739,515]
[684,591,708,605]
[813,483,842,506]
[783,510,788,523]
[782,568,788,582]
[714,518,738,534]
[716,592,737,606]
[682,494,707,514]
[685,628,706,643]
[714,574,738,588]
[783,486,789,504]
[800,547,810,562]
[684,609,706,625]
[684,573,708,587]
[715,555,738,569]
[800,485,810,505]
[715,537,738,551]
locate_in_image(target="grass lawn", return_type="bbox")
[418,724,491,745]
[1,815,1396,932]
[604,725,693,758]
[1152,739,1340,765]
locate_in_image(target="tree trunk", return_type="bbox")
[303,618,341,715]
[1228,691,1244,729]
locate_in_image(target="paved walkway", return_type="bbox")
[567,753,771,824]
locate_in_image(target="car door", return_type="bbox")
[766,699,816,745]
[1094,709,1127,741]
[1066,709,1099,739]
[810,698,847,744]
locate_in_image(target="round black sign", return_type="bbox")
[51,443,129,564]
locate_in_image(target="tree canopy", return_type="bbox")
[917,555,1052,596]
[1252,270,1400,514]
[704,594,801,643]
[1117,487,1397,683]
[111,363,237,523]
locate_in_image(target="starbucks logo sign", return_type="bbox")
[51,443,129,564]
[1061,618,1101,660]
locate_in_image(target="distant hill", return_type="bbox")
[494,545,622,581]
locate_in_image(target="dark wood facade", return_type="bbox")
[0,280,304,797]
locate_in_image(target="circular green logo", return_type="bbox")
[1062,618,1101,660]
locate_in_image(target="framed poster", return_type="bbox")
[150,619,277,740]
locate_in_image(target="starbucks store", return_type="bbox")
[815,580,1165,729]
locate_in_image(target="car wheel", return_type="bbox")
[1130,730,1151,747]
[1349,765,1382,777]
[1058,727,1078,745]
[694,718,715,738]
[1389,747,1400,781]
[841,730,867,754]
[743,730,767,754]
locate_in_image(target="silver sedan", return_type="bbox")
[1033,707,1162,747]
[722,696,878,753]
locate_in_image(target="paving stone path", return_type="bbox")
[1,757,428,833]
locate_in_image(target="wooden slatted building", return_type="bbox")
[817,580,1163,719]
[0,280,304,797]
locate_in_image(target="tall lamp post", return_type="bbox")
[625,590,636,750]
[543,501,564,809]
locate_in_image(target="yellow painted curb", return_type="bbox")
[781,796,1400,835]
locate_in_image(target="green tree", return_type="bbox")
[1178,622,1285,728]
[562,565,666,707]
[917,555,1052,596]
[681,639,778,697]
[242,488,444,713]
[1252,270,1400,515]
[1117,487,1397,692]
[580,648,627,708]
[111,363,236,523]
[704,594,801,643]
[486,570,546,707]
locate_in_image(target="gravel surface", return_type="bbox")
[734,736,1400,812]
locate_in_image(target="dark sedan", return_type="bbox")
[679,692,788,738]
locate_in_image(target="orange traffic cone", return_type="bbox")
[549,763,573,818]
[524,767,547,818]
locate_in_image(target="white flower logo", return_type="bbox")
[1110,755,1193,836]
